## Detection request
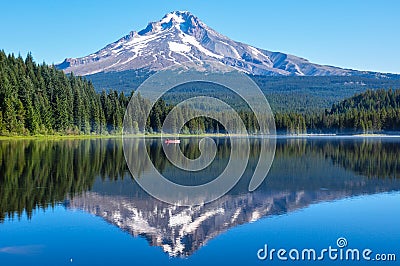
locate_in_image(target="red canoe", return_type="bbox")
[165,139,181,144]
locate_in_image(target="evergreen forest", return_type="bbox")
[1,51,400,136]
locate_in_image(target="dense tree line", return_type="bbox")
[0,52,254,135]
[87,70,400,113]
[0,51,128,135]
[304,89,400,133]
[1,52,400,135]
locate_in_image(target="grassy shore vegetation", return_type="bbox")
[1,51,400,136]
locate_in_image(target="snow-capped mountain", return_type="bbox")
[57,11,376,76]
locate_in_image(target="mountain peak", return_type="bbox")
[57,11,385,77]
[137,10,203,36]
[163,10,195,21]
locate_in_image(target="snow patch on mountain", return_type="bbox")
[161,12,185,24]
[168,41,191,53]
[179,32,224,59]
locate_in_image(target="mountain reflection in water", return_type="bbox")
[1,137,400,257]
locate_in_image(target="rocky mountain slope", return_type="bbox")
[57,11,385,77]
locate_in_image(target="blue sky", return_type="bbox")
[1,0,399,73]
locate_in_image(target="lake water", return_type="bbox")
[0,137,399,265]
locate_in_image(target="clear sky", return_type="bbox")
[1,0,399,73]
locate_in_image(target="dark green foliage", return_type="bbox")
[275,112,307,134]
[159,88,400,134]
[2,51,400,135]
[0,51,127,135]
[86,70,400,113]
[252,75,400,113]
[303,89,400,133]
[86,69,151,94]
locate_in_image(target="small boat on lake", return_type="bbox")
[165,139,181,144]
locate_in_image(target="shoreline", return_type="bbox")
[273,134,400,139]
[2,132,400,140]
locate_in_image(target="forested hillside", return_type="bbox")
[1,52,400,136]
[320,89,400,132]
[87,70,400,113]
[275,89,400,134]
[0,51,128,135]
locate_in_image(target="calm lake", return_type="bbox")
[0,137,399,265]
